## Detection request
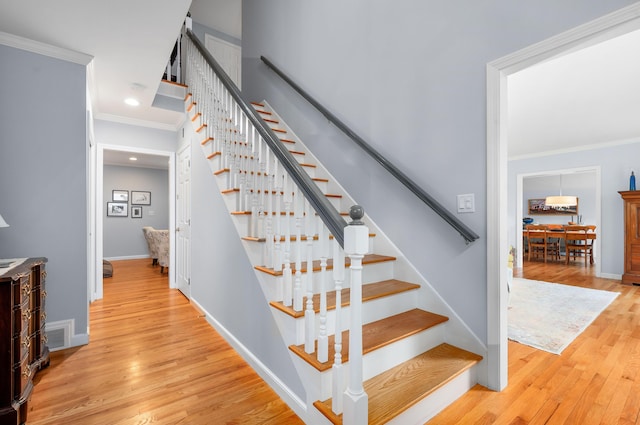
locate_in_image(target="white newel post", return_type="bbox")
[343,205,368,425]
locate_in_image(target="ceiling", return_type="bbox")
[0,1,637,163]
[508,28,640,159]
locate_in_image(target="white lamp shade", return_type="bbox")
[545,195,577,207]
[0,213,8,228]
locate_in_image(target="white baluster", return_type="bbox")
[304,199,316,353]
[282,173,293,306]
[176,36,181,84]
[264,150,274,268]
[273,160,282,274]
[317,220,328,363]
[256,135,266,242]
[343,205,368,425]
[293,186,304,312]
[332,239,345,414]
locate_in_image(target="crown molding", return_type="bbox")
[0,31,93,65]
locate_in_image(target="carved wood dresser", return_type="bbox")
[0,258,49,424]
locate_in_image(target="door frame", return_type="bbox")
[93,144,176,301]
[487,3,640,391]
[176,143,191,299]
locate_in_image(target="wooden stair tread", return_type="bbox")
[269,279,419,318]
[314,343,483,425]
[255,253,396,276]
[290,309,449,372]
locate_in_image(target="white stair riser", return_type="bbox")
[229,213,376,251]
[256,261,395,302]
[291,323,448,402]
[272,289,420,346]
[241,235,376,268]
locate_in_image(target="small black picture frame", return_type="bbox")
[107,202,128,217]
[131,206,142,218]
[131,191,151,205]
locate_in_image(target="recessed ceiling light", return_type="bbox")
[129,157,138,161]
[124,98,140,106]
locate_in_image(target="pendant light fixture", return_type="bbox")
[0,212,8,228]
[545,174,577,207]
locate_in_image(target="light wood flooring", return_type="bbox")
[27,258,640,424]
[26,258,303,425]
[427,259,640,424]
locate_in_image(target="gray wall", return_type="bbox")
[0,44,88,342]
[182,122,306,401]
[241,0,636,343]
[192,20,241,47]
[94,119,178,152]
[522,173,597,227]
[103,165,169,258]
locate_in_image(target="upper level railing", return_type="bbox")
[185,30,348,245]
[260,56,480,244]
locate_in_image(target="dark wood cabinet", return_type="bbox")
[0,258,49,424]
[619,191,640,285]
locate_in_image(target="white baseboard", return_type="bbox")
[46,319,89,351]
[104,254,150,261]
[600,272,622,280]
[190,298,308,421]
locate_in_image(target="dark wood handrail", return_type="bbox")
[260,56,479,244]
[185,30,348,246]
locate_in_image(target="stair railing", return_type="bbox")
[260,56,480,244]
[183,28,367,423]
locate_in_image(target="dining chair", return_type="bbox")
[565,225,595,266]
[526,224,548,262]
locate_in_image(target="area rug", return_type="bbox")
[508,278,619,354]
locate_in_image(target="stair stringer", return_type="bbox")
[187,99,487,423]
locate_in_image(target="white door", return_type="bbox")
[176,145,191,298]
[205,34,242,88]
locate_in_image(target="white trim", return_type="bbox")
[509,136,640,161]
[45,319,89,351]
[94,112,185,132]
[95,144,177,300]
[190,298,308,421]
[0,31,93,65]
[487,2,640,392]
[104,255,150,261]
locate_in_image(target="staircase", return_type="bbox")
[183,81,486,423]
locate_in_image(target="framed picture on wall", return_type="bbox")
[131,206,142,218]
[112,190,128,202]
[528,198,578,215]
[107,202,128,217]
[131,191,151,205]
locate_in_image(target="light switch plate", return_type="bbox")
[457,193,475,213]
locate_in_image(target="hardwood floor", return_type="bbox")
[27,258,640,424]
[427,259,640,424]
[27,259,303,425]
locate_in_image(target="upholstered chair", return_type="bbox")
[142,226,158,266]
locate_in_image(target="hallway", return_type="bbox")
[27,258,303,424]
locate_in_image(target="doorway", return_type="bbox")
[487,4,640,391]
[93,144,176,301]
[516,167,601,277]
